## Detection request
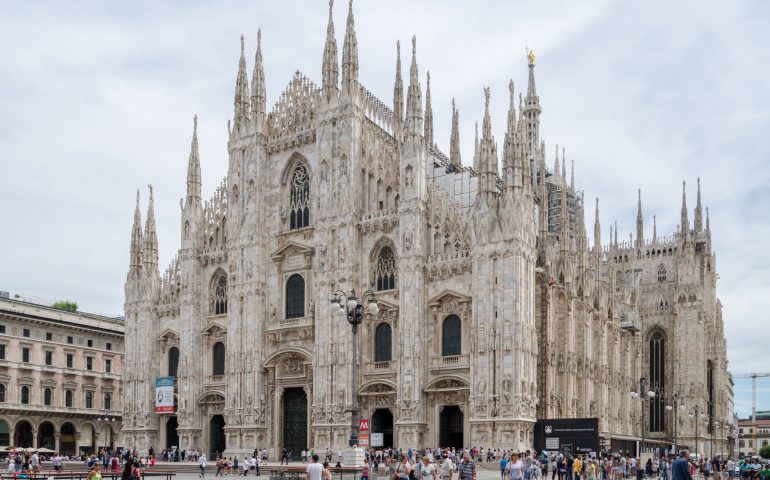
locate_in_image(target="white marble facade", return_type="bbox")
[122,2,731,458]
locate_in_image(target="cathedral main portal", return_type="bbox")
[209,415,226,458]
[439,406,464,449]
[282,388,308,459]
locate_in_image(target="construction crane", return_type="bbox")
[734,372,770,455]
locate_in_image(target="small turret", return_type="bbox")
[340,0,359,98]
[250,29,267,133]
[653,214,657,244]
[424,72,434,147]
[636,189,644,248]
[449,98,461,169]
[321,0,339,104]
[570,159,575,192]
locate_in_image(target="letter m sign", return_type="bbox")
[359,419,370,432]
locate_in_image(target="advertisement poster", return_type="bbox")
[155,377,175,413]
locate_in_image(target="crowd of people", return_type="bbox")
[2,444,768,480]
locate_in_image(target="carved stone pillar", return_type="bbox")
[272,386,283,456]
[54,434,61,453]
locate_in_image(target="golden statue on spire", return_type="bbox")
[528,49,535,66]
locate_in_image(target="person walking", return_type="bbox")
[307,455,324,480]
[672,452,692,480]
[199,453,208,478]
[458,452,477,480]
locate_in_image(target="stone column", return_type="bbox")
[272,386,282,456]
[32,429,38,449]
[74,433,81,456]
[54,434,61,453]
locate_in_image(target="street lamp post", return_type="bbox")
[630,377,656,458]
[689,405,702,458]
[666,394,687,456]
[330,288,379,450]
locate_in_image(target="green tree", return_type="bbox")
[760,444,770,459]
[52,300,78,312]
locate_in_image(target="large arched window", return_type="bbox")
[212,342,226,376]
[289,165,310,230]
[20,386,30,404]
[374,323,392,362]
[657,264,667,283]
[44,388,52,406]
[211,273,228,315]
[65,389,73,407]
[442,315,462,357]
[649,330,665,432]
[285,274,305,319]
[375,246,396,291]
[168,346,180,378]
[85,391,93,409]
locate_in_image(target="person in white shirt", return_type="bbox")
[307,455,324,480]
[199,453,208,478]
[30,452,40,471]
[419,457,437,480]
[505,453,524,480]
[440,454,455,480]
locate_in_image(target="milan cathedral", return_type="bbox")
[122,1,732,458]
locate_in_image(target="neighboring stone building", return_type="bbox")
[0,296,124,454]
[738,418,770,457]
[122,2,731,458]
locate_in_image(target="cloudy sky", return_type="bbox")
[1,1,768,416]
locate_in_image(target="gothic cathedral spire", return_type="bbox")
[251,29,267,134]
[393,41,404,130]
[694,177,703,232]
[680,180,689,240]
[341,0,358,99]
[594,198,601,251]
[503,79,518,191]
[404,36,423,140]
[424,71,433,147]
[449,98,461,170]
[186,116,201,208]
[233,35,250,128]
[636,188,644,248]
[129,189,143,274]
[322,0,339,104]
[524,49,541,150]
[143,185,159,273]
[477,86,498,196]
